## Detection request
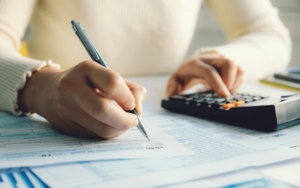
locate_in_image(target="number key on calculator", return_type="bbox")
[161,91,300,132]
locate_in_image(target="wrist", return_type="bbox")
[18,67,61,114]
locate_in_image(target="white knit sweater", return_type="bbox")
[0,0,291,114]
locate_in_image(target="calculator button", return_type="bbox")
[253,97,263,101]
[234,101,245,106]
[225,99,236,103]
[204,97,215,101]
[203,94,213,97]
[233,94,243,98]
[190,99,204,104]
[212,93,219,97]
[215,98,226,103]
[244,99,254,103]
[223,103,235,109]
[227,96,236,100]
[234,98,244,101]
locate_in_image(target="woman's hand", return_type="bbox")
[18,60,147,139]
[167,53,244,98]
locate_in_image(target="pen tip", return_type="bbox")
[71,20,76,24]
[147,137,150,141]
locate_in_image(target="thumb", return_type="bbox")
[125,81,147,115]
[166,75,183,97]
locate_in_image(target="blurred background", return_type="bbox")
[21,1,299,67]
[187,0,300,67]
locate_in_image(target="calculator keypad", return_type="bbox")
[169,91,268,109]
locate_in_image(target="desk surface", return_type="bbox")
[1,75,299,187]
[126,74,300,187]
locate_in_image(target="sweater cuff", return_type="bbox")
[0,53,60,115]
[194,32,290,81]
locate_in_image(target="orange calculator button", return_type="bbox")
[234,101,245,106]
[223,103,235,109]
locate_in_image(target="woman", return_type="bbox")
[0,0,291,138]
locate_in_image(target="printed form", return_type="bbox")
[0,112,192,168]
[168,169,289,188]
[32,111,300,188]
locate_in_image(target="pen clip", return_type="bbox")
[72,21,100,61]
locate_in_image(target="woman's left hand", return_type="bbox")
[167,53,244,98]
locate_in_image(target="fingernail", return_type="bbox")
[138,104,143,116]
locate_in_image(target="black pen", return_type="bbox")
[71,20,150,141]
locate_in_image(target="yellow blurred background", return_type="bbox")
[20,42,28,57]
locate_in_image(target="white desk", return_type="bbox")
[1,75,299,187]
[126,75,300,187]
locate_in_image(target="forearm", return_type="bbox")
[203,0,291,80]
[199,29,291,80]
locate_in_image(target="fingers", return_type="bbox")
[169,78,210,96]
[220,60,237,90]
[231,67,244,93]
[167,56,244,98]
[45,104,104,139]
[196,57,244,95]
[125,81,147,115]
[179,59,231,97]
[39,60,144,139]
[55,122,102,139]
[50,97,133,139]
[182,78,210,92]
[70,106,129,139]
[201,58,238,91]
[75,61,136,111]
[71,84,138,130]
[167,75,183,97]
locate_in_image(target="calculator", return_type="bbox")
[161,91,300,132]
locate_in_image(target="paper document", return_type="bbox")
[0,167,47,188]
[32,112,299,188]
[259,159,300,187]
[168,169,291,188]
[0,112,192,168]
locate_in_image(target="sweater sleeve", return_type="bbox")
[199,0,291,81]
[0,0,59,115]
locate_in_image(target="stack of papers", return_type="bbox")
[1,76,300,187]
[0,112,191,168]
[1,110,300,187]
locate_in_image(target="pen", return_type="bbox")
[71,20,150,141]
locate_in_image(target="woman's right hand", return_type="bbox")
[18,60,147,139]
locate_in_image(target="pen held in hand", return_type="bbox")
[71,20,150,141]
[127,109,150,141]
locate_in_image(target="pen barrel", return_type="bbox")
[71,20,148,139]
[127,109,149,138]
[71,20,107,67]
